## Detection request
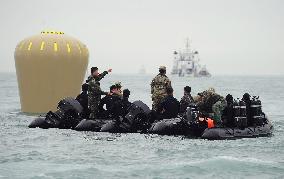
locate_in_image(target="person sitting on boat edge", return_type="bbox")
[180,86,194,114]
[111,89,132,119]
[98,85,121,119]
[157,87,180,119]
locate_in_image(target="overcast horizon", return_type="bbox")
[0,0,283,75]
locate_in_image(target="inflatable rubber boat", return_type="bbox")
[149,116,273,140]
[74,100,152,133]
[201,121,273,140]
[29,95,273,140]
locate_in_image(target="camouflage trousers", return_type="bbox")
[88,96,100,119]
[152,94,166,111]
[212,100,226,124]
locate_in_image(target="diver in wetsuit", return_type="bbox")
[107,88,133,121]
[242,93,253,126]
[76,83,90,119]
[157,87,180,119]
[222,94,234,127]
[118,89,132,116]
[180,86,194,114]
[99,85,121,118]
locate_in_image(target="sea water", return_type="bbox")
[0,73,284,179]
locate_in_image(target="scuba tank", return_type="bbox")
[185,104,199,123]
[251,96,264,125]
[239,100,247,118]
[233,98,247,129]
[233,98,241,117]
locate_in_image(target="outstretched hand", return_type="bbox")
[108,69,112,73]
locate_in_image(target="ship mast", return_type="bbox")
[186,38,190,50]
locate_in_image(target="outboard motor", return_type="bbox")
[233,98,247,129]
[44,97,83,129]
[122,101,151,132]
[251,96,264,125]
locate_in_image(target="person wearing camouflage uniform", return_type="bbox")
[87,67,112,119]
[180,86,194,114]
[196,88,226,124]
[151,66,172,111]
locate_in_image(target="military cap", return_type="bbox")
[115,81,122,88]
[159,66,166,70]
[208,87,215,93]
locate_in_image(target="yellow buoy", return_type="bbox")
[14,31,89,113]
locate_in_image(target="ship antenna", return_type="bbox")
[186,37,190,50]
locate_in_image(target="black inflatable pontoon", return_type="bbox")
[29,96,273,140]
[28,97,83,129]
[149,117,273,139]
[201,122,273,140]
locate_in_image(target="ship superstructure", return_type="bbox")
[171,39,211,77]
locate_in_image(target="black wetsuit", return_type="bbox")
[114,97,132,117]
[222,102,234,127]
[244,99,253,126]
[76,91,89,119]
[157,95,180,119]
[99,94,121,118]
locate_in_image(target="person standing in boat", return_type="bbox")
[180,86,194,114]
[87,67,112,119]
[151,66,172,111]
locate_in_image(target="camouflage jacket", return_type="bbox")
[197,91,224,113]
[180,93,194,113]
[151,74,172,96]
[87,71,109,97]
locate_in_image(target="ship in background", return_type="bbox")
[171,39,211,77]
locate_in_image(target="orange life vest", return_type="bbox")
[206,118,215,128]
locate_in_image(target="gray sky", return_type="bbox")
[0,0,283,75]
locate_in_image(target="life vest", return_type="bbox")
[206,118,215,128]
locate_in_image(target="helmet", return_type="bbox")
[159,66,166,70]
